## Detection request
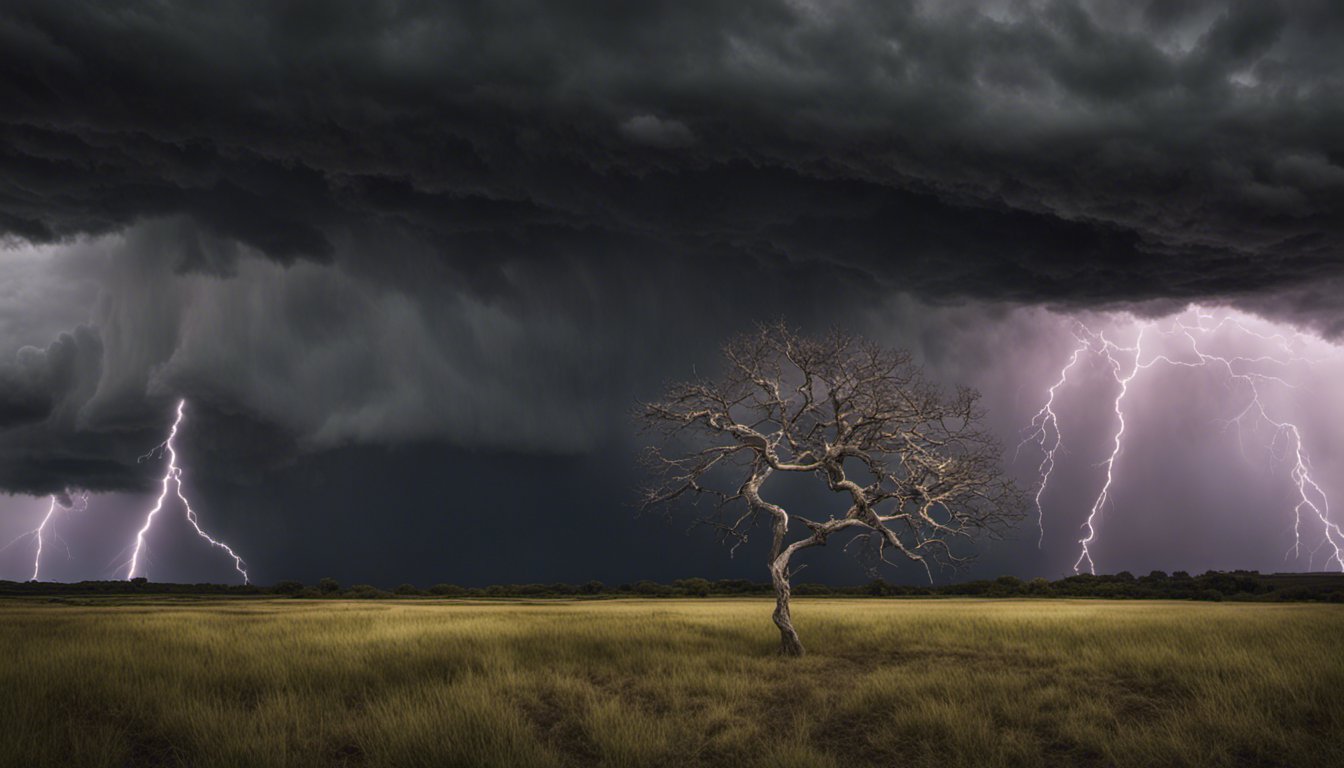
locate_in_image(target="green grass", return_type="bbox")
[0,598,1339,767]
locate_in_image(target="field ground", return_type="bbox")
[1,598,1340,768]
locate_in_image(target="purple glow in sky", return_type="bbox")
[6,289,1344,583]
[1019,306,1344,575]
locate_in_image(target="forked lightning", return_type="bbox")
[1024,307,1344,573]
[126,399,250,583]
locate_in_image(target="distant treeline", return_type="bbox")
[2,570,1343,602]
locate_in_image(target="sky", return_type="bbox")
[3,0,1344,587]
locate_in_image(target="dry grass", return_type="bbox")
[0,598,1339,767]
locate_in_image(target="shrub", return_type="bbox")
[866,579,896,597]
[990,575,1024,596]
[632,580,672,596]
[673,578,712,597]
[271,580,304,595]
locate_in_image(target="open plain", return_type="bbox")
[1,598,1340,768]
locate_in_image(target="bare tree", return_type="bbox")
[639,322,1024,656]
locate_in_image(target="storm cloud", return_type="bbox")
[2,1,1343,582]
[1,0,1342,299]
[0,217,862,494]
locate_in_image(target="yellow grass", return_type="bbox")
[0,598,1340,767]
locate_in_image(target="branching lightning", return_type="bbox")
[1025,306,1344,574]
[1018,341,1088,547]
[2,491,88,581]
[126,399,250,583]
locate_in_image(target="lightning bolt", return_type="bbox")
[1071,325,1145,575]
[1174,319,1342,572]
[126,399,250,583]
[2,491,86,581]
[30,497,59,581]
[1025,306,1344,574]
[1017,338,1089,547]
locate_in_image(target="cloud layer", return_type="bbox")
[3,0,1344,517]
[1,0,1341,302]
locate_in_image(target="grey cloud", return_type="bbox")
[3,0,1344,506]
[0,217,858,493]
[0,328,101,429]
[0,0,1339,310]
[619,115,696,148]
[0,344,60,426]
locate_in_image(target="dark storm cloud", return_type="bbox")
[0,344,59,426]
[2,0,1344,525]
[0,217,867,495]
[0,331,95,427]
[0,0,1341,302]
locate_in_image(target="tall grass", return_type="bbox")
[0,599,1339,767]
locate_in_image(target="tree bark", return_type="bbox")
[769,556,805,656]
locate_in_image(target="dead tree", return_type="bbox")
[639,322,1024,656]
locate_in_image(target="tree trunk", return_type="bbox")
[769,557,805,656]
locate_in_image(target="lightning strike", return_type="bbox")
[126,399,250,583]
[1025,307,1344,574]
[2,491,87,581]
[1017,338,1088,547]
[30,496,59,581]
[1071,327,1142,575]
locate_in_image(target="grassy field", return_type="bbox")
[0,598,1340,768]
